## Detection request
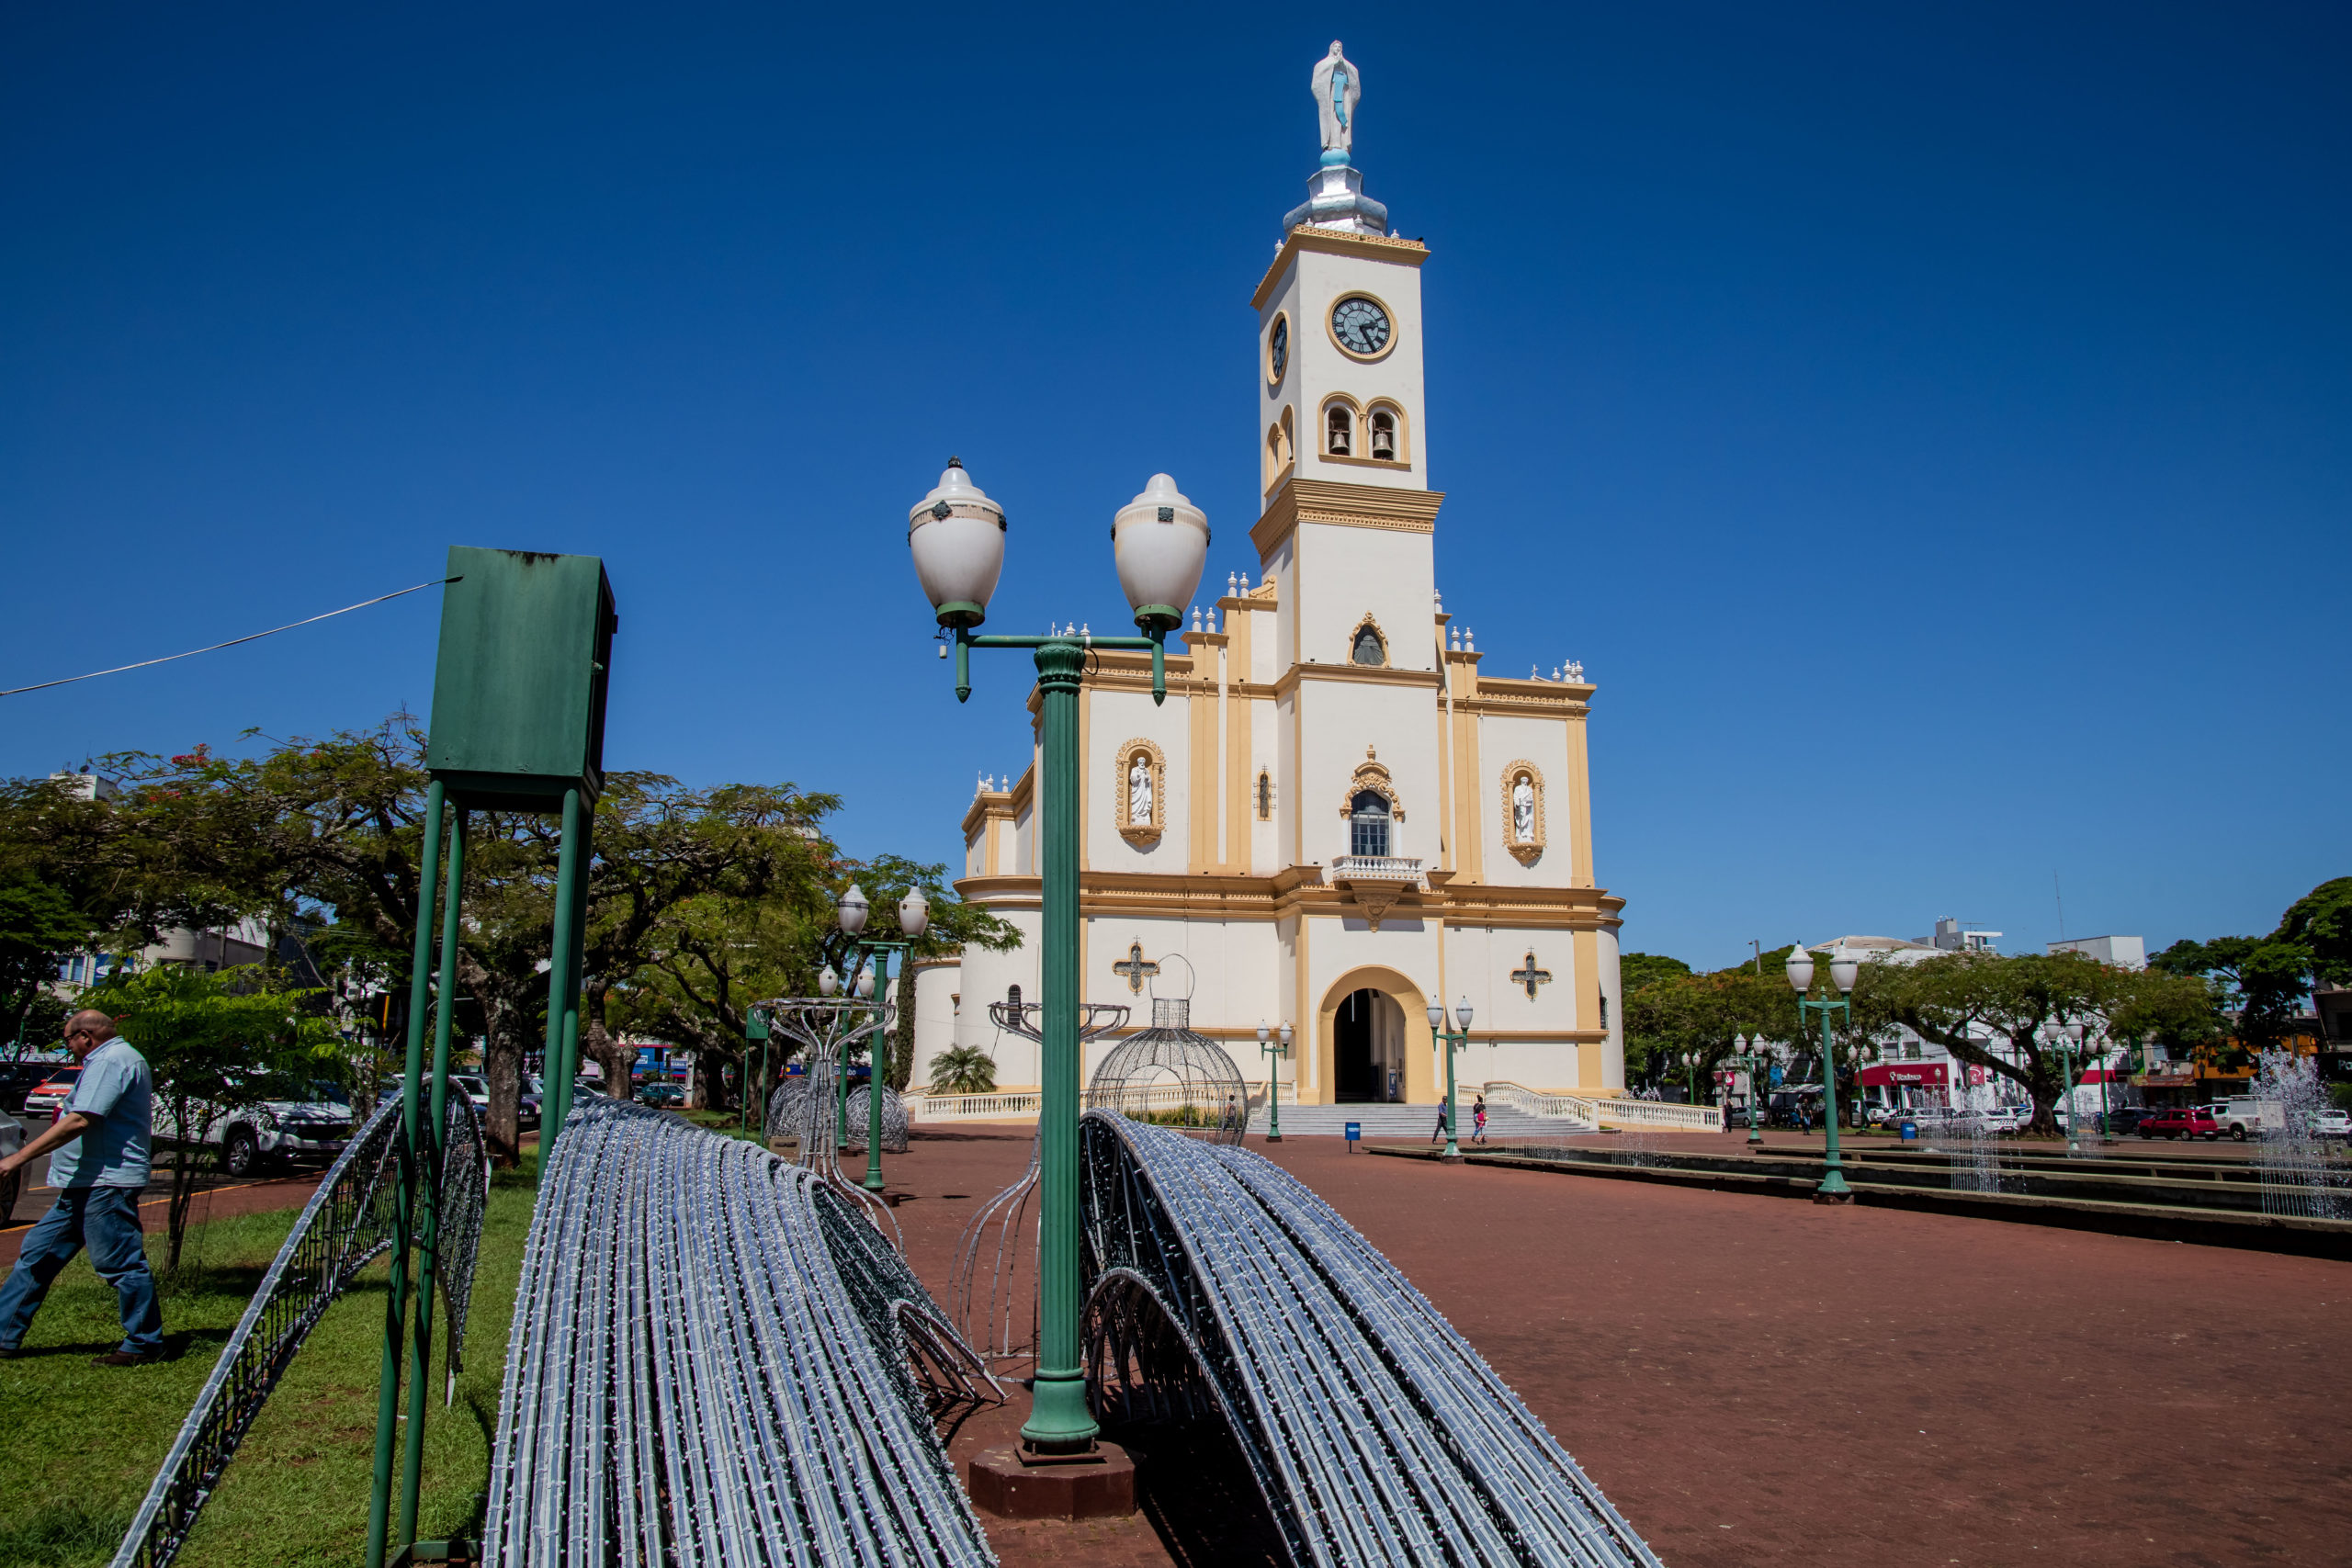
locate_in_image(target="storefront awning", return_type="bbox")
[1860,1062,1950,1088]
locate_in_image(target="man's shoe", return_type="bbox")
[91,1350,157,1367]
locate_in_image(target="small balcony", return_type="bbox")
[1328,855,1424,884]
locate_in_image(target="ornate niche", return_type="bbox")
[1348,613,1387,667]
[1115,738,1167,846]
[1499,760,1545,865]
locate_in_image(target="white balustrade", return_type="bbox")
[1328,855,1425,883]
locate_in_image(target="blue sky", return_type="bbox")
[3,3,2346,969]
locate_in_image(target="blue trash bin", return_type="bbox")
[1899,1119,1918,1142]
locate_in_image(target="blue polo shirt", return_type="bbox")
[49,1037,153,1189]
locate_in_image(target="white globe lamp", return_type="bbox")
[907,458,1007,630]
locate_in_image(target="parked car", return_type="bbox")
[160,1082,357,1177]
[2310,1109,2351,1139]
[2098,1106,2155,1137]
[2138,1108,2222,1141]
[637,1081,684,1109]
[1,1061,72,1115]
[20,1066,84,1121]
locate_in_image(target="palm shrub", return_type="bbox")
[925,1045,997,1096]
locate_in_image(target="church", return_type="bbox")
[910,45,1628,1107]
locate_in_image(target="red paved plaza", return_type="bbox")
[887,1124,2349,1568]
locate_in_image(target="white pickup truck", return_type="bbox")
[158,1084,357,1176]
[2215,1098,2282,1141]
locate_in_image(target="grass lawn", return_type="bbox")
[0,1160,537,1567]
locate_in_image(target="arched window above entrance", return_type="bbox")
[1349,791,1391,858]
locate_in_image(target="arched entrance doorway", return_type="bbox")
[1332,985,1426,1103]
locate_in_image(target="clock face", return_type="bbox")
[1268,316,1289,381]
[1330,296,1392,356]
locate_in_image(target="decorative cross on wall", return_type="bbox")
[1112,942,1160,994]
[1510,952,1553,1000]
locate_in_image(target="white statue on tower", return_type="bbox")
[1129,755,1154,827]
[1512,774,1535,842]
[1313,41,1361,158]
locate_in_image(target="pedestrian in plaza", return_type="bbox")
[0,1009,164,1366]
[1430,1104,1448,1145]
[1471,1095,1487,1145]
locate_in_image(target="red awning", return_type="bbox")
[1860,1062,1950,1088]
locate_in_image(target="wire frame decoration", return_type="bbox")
[1083,996,1250,1145]
[761,996,901,1247]
[481,1096,1001,1568]
[948,991,1127,1364]
[1080,1111,1667,1567]
[111,1092,490,1568]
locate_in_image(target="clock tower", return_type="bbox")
[922,42,1637,1121]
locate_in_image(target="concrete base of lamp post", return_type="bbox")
[966,1442,1136,1520]
[1810,1190,1856,1205]
[1438,1151,1465,1165]
[1264,1133,1283,1143]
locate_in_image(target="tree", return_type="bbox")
[1876,951,2209,1135]
[95,963,341,1269]
[0,877,92,1054]
[2274,877,2352,988]
[2149,935,2311,1055]
[26,719,1017,1160]
[1619,952,1693,995]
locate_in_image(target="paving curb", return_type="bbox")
[1369,1145,2352,1260]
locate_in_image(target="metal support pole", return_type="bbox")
[1809,998,1853,1200]
[1266,1044,1283,1142]
[1023,638,1096,1450]
[366,778,443,1568]
[399,809,467,1541]
[540,789,586,1156]
[1746,1048,1765,1145]
[836,975,852,1149]
[1441,1031,1462,1162]
[954,625,1158,1452]
[865,949,889,1193]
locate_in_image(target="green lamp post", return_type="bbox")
[1426,998,1474,1164]
[909,458,1203,1454]
[836,883,929,1193]
[743,1009,770,1132]
[1733,1032,1766,1146]
[1786,944,1860,1203]
[1256,1021,1292,1141]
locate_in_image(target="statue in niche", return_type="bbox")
[1128,754,1154,828]
[1512,774,1535,842]
[1313,41,1360,155]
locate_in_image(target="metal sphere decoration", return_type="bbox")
[1083,995,1250,1145]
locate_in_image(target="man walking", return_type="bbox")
[0,1009,163,1365]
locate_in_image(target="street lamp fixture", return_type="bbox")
[1787,943,1857,1203]
[910,457,1205,1456]
[1257,1022,1292,1142]
[836,884,870,936]
[1429,998,1475,1163]
[817,967,840,998]
[1732,1033,1765,1145]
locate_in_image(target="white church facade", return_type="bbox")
[910,50,1627,1106]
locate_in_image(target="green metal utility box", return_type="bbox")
[425,547,618,809]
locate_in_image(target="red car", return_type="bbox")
[2139,1109,2222,1141]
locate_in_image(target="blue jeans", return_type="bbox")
[0,1186,164,1355]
